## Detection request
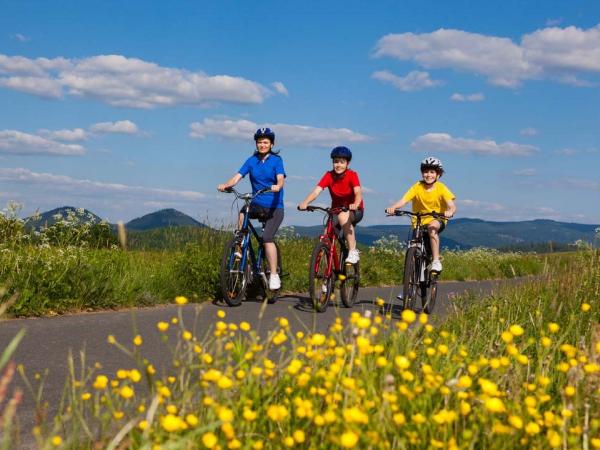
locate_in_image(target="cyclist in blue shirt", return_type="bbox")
[217,127,286,290]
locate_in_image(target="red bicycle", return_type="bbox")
[301,206,360,312]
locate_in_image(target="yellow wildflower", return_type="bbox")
[202,432,218,449]
[340,431,359,448]
[157,321,169,332]
[119,386,134,399]
[51,436,63,447]
[401,309,416,323]
[93,375,108,390]
[175,296,188,305]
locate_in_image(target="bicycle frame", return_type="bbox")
[311,206,348,277]
[225,187,272,284]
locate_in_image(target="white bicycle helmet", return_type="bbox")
[420,156,444,175]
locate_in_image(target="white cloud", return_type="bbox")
[372,70,442,92]
[90,120,139,135]
[450,92,484,102]
[0,130,85,155]
[38,128,88,142]
[271,81,289,96]
[10,33,30,43]
[374,23,600,87]
[520,127,538,136]
[189,118,372,148]
[0,167,205,200]
[411,133,539,156]
[0,54,282,108]
[514,168,537,176]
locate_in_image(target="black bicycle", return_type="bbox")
[387,210,447,313]
[219,187,282,306]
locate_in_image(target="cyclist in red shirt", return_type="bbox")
[298,146,363,264]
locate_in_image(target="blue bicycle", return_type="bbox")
[219,187,282,306]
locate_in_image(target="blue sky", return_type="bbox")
[1,0,599,226]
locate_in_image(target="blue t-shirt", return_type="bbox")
[238,153,286,209]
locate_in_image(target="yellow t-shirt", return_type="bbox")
[401,181,455,226]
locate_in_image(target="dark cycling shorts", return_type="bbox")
[246,204,284,243]
[334,208,364,228]
[427,219,446,234]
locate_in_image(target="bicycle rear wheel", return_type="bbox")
[402,247,420,311]
[220,235,249,306]
[341,261,360,308]
[309,242,332,313]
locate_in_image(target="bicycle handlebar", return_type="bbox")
[298,205,349,214]
[222,186,272,201]
[386,209,449,220]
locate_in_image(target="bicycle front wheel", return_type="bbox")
[220,235,249,307]
[341,261,360,308]
[260,241,282,304]
[422,273,438,314]
[402,247,420,311]
[309,242,332,313]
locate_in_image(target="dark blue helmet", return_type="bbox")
[253,127,275,143]
[330,146,352,162]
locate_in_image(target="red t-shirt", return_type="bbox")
[317,169,364,209]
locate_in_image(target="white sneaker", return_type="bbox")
[345,249,360,264]
[269,273,281,290]
[431,260,442,272]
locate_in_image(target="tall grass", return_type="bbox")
[26,251,600,449]
[0,205,573,316]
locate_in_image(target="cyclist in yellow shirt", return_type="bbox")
[386,157,456,272]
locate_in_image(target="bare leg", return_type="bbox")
[427,221,441,260]
[338,211,356,250]
[265,242,278,274]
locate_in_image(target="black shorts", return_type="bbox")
[246,204,284,243]
[333,209,364,228]
[420,219,445,234]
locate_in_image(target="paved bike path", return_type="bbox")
[0,279,523,448]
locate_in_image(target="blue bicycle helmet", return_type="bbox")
[253,127,275,143]
[330,146,352,162]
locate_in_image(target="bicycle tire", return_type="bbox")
[402,247,420,311]
[309,242,332,313]
[259,241,282,304]
[341,260,360,308]
[220,235,250,306]
[422,273,438,314]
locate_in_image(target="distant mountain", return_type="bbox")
[25,206,104,230]
[289,218,599,250]
[125,208,206,231]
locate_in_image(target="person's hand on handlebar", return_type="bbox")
[444,211,454,219]
[297,201,309,211]
[217,184,230,192]
[270,184,281,193]
[348,203,358,211]
[385,207,396,215]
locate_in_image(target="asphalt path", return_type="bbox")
[0,279,522,448]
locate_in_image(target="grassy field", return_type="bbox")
[0,211,578,316]
[4,250,597,449]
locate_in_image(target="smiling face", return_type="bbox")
[421,168,439,184]
[332,157,349,175]
[255,138,273,155]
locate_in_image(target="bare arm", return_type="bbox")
[298,186,324,210]
[445,199,456,218]
[217,173,243,192]
[386,197,408,215]
[271,174,285,192]
[350,186,362,211]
